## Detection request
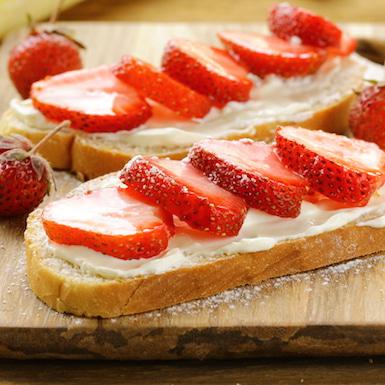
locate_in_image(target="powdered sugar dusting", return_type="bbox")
[136,254,385,318]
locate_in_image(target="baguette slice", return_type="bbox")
[25,174,385,318]
[2,55,374,180]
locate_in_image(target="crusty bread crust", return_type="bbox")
[25,172,385,318]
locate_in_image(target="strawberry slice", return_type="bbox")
[328,34,357,57]
[304,190,368,210]
[188,139,308,218]
[112,55,212,119]
[43,187,174,260]
[218,31,326,78]
[268,3,342,48]
[119,157,248,236]
[161,39,252,105]
[275,126,385,205]
[31,66,151,133]
[146,100,193,127]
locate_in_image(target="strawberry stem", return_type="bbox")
[49,0,64,24]
[29,120,70,155]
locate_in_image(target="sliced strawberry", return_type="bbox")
[328,34,357,57]
[43,187,174,260]
[268,3,342,48]
[304,190,367,210]
[119,157,247,236]
[188,139,307,218]
[31,66,151,133]
[112,55,212,119]
[146,100,193,127]
[219,31,326,78]
[161,39,252,105]
[275,126,385,205]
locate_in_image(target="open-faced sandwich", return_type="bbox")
[1,3,377,179]
[25,127,385,317]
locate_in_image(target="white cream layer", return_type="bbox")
[10,56,369,149]
[47,186,385,279]
[357,216,385,228]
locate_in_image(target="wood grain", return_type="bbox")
[2,22,385,360]
[1,357,385,385]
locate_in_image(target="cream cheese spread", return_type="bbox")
[10,98,57,131]
[10,56,369,149]
[357,216,385,228]
[47,185,385,279]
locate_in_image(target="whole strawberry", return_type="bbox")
[349,85,385,149]
[8,30,83,99]
[0,122,68,216]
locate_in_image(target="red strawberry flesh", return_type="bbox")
[304,190,368,210]
[328,33,357,57]
[275,126,385,204]
[268,3,342,48]
[219,31,326,78]
[145,100,194,127]
[120,157,248,236]
[162,39,252,105]
[188,139,307,218]
[31,66,151,133]
[112,55,212,119]
[43,187,174,260]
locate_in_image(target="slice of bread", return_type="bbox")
[25,174,385,318]
[1,55,373,180]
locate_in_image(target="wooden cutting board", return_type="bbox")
[1,22,385,360]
